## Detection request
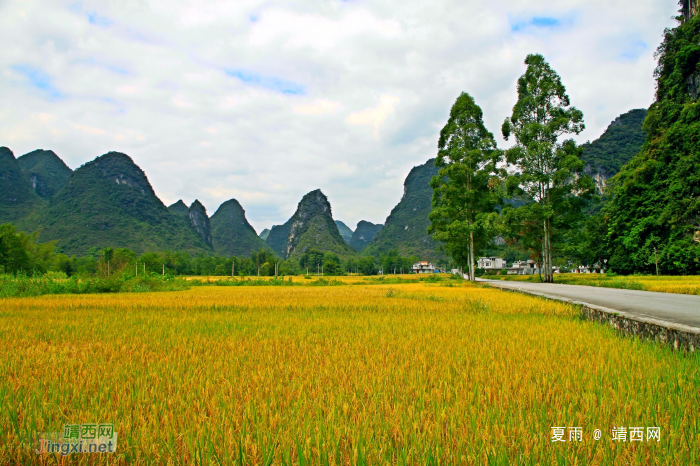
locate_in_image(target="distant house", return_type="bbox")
[412,261,436,274]
[477,257,507,270]
[507,260,536,275]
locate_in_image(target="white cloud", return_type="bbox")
[347,95,400,137]
[249,9,401,52]
[73,124,106,136]
[0,0,678,232]
[294,99,342,116]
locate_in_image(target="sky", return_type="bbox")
[0,0,679,233]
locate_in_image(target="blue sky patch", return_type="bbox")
[225,69,306,95]
[87,11,114,27]
[11,65,63,100]
[69,3,113,28]
[620,40,648,61]
[511,16,563,33]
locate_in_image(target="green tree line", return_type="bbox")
[1,223,450,278]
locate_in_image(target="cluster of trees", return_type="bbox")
[0,226,434,278]
[431,54,594,282]
[597,13,700,275]
[432,26,700,278]
[0,224,55,274]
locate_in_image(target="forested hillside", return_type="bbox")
[0,147,45,228]
[17,149,73,199]
[265,220,292,257]
[285,190,355,258]
[335,220,353,243]
[364,159,443,261]
[580,109,647,184]
[603,14,700,274]
[36,152,211,256]
[211,199,269,256]
[350,221,383,252]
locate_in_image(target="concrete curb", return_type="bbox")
[485,282,700,352]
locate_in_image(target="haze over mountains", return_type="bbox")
[0,108,647,261]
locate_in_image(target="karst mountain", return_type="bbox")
[0,110,645,260]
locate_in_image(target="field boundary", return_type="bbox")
[485,283,700,352]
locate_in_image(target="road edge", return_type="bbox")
[484,282,700,352]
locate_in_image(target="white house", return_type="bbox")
[412,261,436,274]
[477,257,507,270]
[507,260,536,275]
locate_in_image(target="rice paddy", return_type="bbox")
[1,282,698,465]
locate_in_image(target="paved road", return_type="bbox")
[480,279,700,332]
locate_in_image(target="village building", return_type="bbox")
[506,260,537,275]
[477,257,507,270]
[411,261,436,274]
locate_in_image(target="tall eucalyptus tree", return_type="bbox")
[429,92,503,281]
[502,54,593,282]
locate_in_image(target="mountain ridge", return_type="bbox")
[363,159,443,261]
[581,108,647,191]
[286,190,355,258]
[211,198,269,256]
[335,220,353,244]
[350,220,383,252]
[17,149,73,200]
[0,146,45,227]
[35,151,211,256]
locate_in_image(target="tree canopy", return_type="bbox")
[429,92,502,281]
[502,54,594,282]
[603,16,700,274]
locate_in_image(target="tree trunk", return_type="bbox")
[469,230,475,282]
[543,218,553,283]
[542,219,550,283]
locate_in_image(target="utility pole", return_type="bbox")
[135,261,138,277]
[108,260,110,277]
[232,260,235,277]
[162,263,164,276]
[654,247,659,277]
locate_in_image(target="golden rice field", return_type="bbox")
[187,274,430,284]
[493,273,700,295]
[1,283,699,465]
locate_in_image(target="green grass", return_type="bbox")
[0,273,189,298]
[490,273,700,295]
